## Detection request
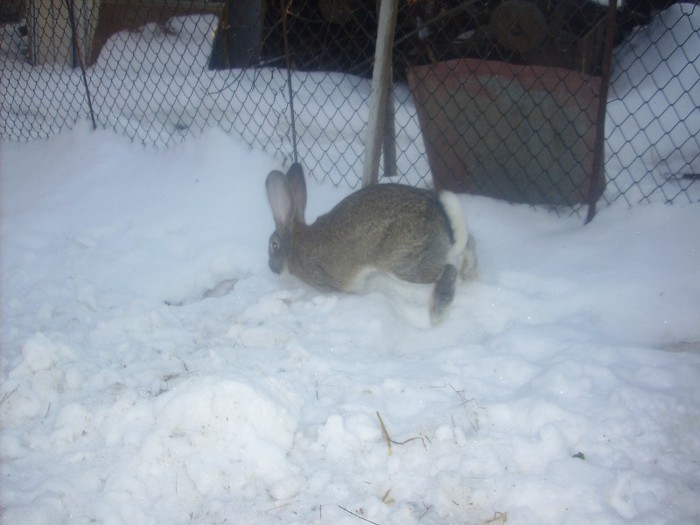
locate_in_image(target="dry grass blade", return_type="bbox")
[376,411,393,456]
[0,384,20,405]
[376,411,430,451]
[338,505,381,525]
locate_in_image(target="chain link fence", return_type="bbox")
[1,0,698,211]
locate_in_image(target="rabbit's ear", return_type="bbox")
[266,170,295,232]
[286,162,307,224]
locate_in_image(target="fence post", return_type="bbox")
[585,0,617,224]
[281,0,298,164]
[383,87,397,178]
[362,0,398,187]
[65,0,96,130]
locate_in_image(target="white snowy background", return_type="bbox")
[1,4,700,525]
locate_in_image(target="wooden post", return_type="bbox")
[28,0,100,66]
[362,0,398,187]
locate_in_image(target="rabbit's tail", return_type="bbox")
[439,190,478,281]
[432,191,478,324]
[427,191,469,325]
[439,191,468,264]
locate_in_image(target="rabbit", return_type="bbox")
[265,162,477,324]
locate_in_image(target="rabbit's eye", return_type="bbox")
[270,240,280,253]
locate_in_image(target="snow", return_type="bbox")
[2,5,700,525]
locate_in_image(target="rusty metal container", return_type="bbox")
[408,57,605,205]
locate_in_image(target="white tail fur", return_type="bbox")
[439,191,468,264]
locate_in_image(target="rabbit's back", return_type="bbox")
[291,184,455,290]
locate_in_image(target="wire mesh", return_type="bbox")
[1,0,698,207]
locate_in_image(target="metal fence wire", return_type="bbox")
[1,0,699,211]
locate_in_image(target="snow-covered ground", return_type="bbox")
[2,4,700,525]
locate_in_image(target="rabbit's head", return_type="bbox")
[265,163,307,274]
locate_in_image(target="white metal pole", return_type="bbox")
[362,0,398,187]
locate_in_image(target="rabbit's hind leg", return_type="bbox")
[429,264,458,325]
[459,234,478,281]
